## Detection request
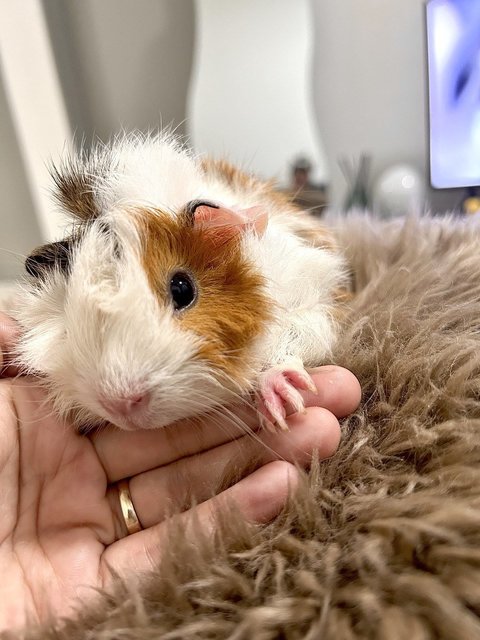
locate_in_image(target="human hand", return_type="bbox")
[0,312,361,630]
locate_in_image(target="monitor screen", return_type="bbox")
[427,0,480,188]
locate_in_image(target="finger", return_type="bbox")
[304,366,362,418]
[0,313,20,377]
[107,406,339,529]
[93,402,257,483]
[93,365,360,483]
[103,460,298,575]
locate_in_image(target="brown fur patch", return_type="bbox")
[136,208,272,384]
[329,288,354,325]
[200,157,263,194]
[50,151,112,221]
[291,221,338,252]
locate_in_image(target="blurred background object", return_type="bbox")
[462,188,480,216]
[427,0,480,190]
[292,156,313,192]
[0,0,478,282]
[340,155,372,212]
[288,155,327,216]
[374,164,425,218]
[283,155,328,217]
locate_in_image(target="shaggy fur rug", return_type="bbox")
[9,213,480,640]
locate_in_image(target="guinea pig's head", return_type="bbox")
[17,201,271,431]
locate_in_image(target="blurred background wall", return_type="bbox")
[42,0,195,141]
[311,0,461,212]
[0,74,41,279]
[0,0,467,281]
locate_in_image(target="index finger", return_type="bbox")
[0,312,20,377]
[93,365,361,482]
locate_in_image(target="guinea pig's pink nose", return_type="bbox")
[99,392,150,418]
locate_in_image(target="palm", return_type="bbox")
[3,380,113,622]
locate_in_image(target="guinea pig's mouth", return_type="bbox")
[103,413,173,432]
[94,389,153,430]
[98,410,154,431]
[106,417,145,432]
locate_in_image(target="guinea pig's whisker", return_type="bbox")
[0,383,48,391]
[14,408,59,427]
[0,247,29,261]
[217,384,256,410]
[187,388,286,462]
[215,406,287,462]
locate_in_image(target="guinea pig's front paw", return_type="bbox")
[256,360,317,431]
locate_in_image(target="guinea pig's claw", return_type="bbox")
[256,397,286,432]
[257,362,315,431]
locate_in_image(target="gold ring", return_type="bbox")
[117,479,142,535]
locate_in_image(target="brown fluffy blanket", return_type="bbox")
[11,214,480,640]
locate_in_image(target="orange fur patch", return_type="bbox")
[200,157,263,194]
[201,156,337,252]
[329,288,354,326]
[136,208,272,385]
[291,222,338,252]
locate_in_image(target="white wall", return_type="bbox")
[0,76,42,279]
[43,0,195,143]
[1,0,73,242]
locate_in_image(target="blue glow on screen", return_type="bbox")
[427,0,480,188]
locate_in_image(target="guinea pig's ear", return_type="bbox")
[50,157,103,221]
[25,239,73,279]
[185,200,268,239]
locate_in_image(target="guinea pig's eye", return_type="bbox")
[169,272,197,311]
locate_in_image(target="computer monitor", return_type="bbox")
[427,0,480,189]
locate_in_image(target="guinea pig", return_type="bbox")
[13,132,348,432]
